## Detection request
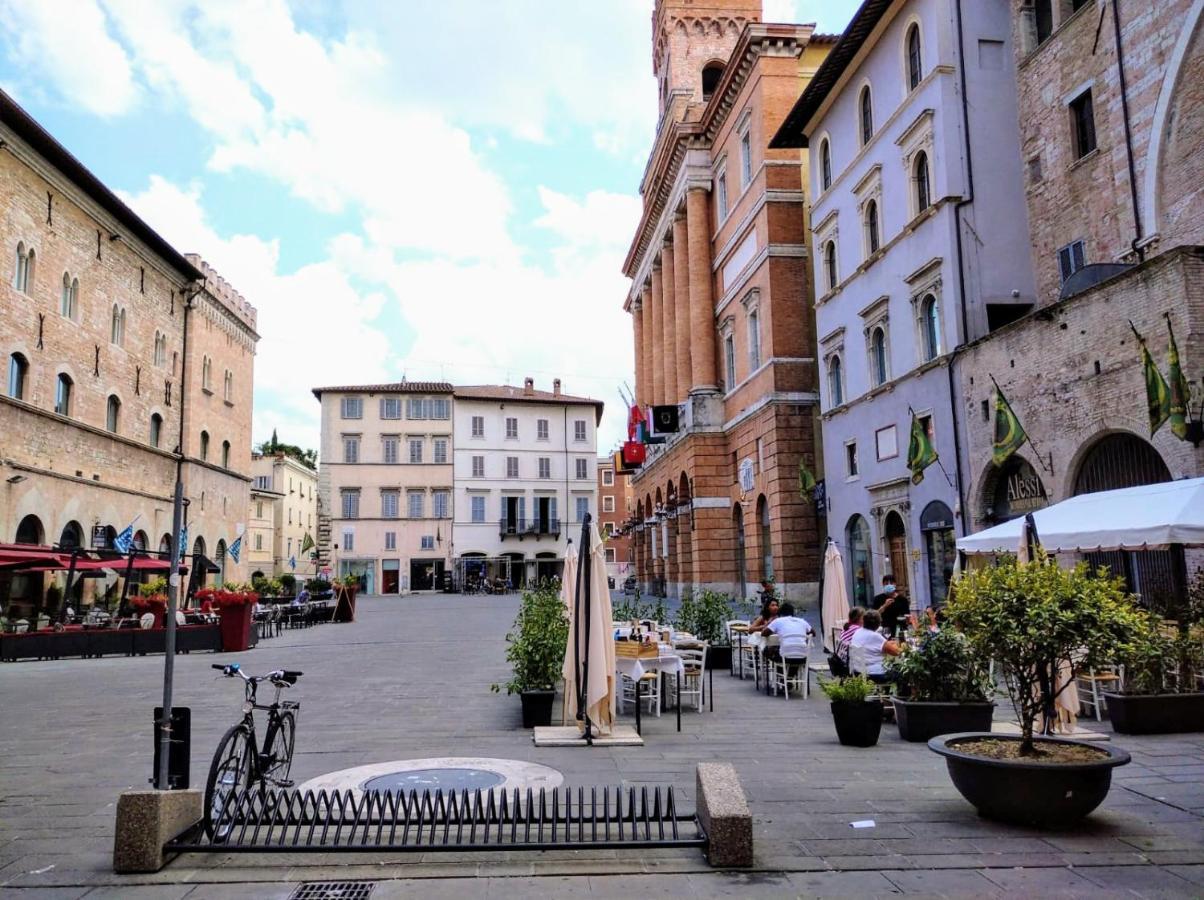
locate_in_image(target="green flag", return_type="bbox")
[300,532,315,554]
[906,412,938,484]
[798,461,817,496]
[1167,317,1191,441]
[992,386,1028,466]
[1132,323,1170,436]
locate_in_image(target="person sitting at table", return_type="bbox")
[760,602,813,668]
[872,576,910,638]
[848,609,902,684]
[748,598,780,631]
[839,607,865,646]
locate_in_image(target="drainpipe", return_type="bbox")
[1110,0,1145,261]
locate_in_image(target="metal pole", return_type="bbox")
[157,472,185,790]
[580,515,593,745]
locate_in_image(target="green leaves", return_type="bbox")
[887,629,992,702]
[819,674,876,702]
[495,582,569,695]
[673,589,737,645]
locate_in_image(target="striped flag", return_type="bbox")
[992,386,1029,466]
[177,525,189,559]
[228,535,242,564]
[113,523,135,554]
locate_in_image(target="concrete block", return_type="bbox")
[112,789,202,873]
[696,762,752,867]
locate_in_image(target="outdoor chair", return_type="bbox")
[768,634,812,700]
[669,645,707,712]
[619,667,661,717]
[848,643,897,702]
[1076,665,1123,721]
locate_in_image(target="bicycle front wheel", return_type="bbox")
[262,711,296,786]
[204,723,254,841]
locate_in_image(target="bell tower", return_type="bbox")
[652,0,762,119]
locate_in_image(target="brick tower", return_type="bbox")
[652,0,762,120]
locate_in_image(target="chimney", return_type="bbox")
[523,377,535,395]
[553,378,562,396]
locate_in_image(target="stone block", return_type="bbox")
[112,789,202,873]
[696,762,753,867]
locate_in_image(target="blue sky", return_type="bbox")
[0,0,862,454]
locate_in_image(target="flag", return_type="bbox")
[798,461,817,496]
[113,523,135,554]
[289,555,297,571]
[177,524,189,559]
[906,413,938,484]
[992,386,1028,466]
[228,535,242,564]
[627,404,646,441]
[301,532,315,554]
[1132,322,1170,436]
[1167,317,1191,440]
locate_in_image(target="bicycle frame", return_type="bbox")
[232,672,299,785]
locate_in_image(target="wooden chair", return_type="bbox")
[619,668,662,717]
[768,634,812,700]
[1076,665,1123,721]
[669,645,707,712]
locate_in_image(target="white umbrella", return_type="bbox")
[559,542,579,726]
[821,540,850,648]
[562,522,616,738]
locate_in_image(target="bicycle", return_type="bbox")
[204,662,303,840]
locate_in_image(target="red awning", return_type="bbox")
[0,546,71,570]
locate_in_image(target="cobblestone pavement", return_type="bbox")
[2,594,1204,897]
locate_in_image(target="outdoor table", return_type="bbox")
[616,644,685,735]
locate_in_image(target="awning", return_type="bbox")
[0,545,71,570]
[957,477,1204,555]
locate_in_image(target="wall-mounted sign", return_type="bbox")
[990,457,1048,522]
[91,525,108,549]
[738,458,755,494]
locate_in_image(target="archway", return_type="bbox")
[133,530,148,552]
[920,501,955,607]
[59,521,83,551]
[757,494,773,583]
[845,515,873,607]
[159,534,172,555]
[15,514,43,545]
[732,504,747,600]
[677,472,694,594]
[883,511,910,597]
[215,539,228,587]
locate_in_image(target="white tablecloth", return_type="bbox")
[615,644,685,682]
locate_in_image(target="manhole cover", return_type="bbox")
[363,767,506,792]
[290,882,374,900]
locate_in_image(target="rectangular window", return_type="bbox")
[538,457,551,479]
[382,436,399,464]
[605,548,616,563]
[342,436,360,464]
[255,501,264,517]
[380,397,402,419]
[408,438,423,464]
[253,475,271,490]
[537,418,549,440]
[1058,239,1087,283]
[472,455,485,477]
[342,530,354,552]
[602,469,614,486]
[432,490,449,519]
[724,334,736,389]
[505,417,518,439]
[340,396,362,419]
[385,531,396,550]
[381,490,399,518]
[429,397,450,419]
[575,458,588,479]
[748,310,761,370]
[471,495,485,523]
[406,397,426,419]
[407,491,424,518]
[717,168,728,221]
[506,456,519,478]
[255,533,263,550]
[575,496,589,523]
[471,415,484,437]
[433,438,448,464]
[603,495,615,513]
[341,490,360,519]
[845,442,859,478]
[1069,88,1097,159]
[421,535,435,551]
[875,425,899,461]
[574,419,587,442]
[740,130,752,188]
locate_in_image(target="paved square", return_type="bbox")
[2,595,1203,897]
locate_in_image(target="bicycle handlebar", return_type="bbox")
[211,663,302,684]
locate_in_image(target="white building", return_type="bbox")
[770,0,1035,610]
[452,379,602,589]
[249,452,319,578]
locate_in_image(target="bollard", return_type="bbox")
[696,762,753,867]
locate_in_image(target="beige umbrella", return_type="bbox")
[821,539,850,650]
[559,542,579,726]
[562,521,616,738]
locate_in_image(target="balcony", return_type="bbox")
[498,518,561,540]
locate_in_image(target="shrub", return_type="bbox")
[279,573,297,595]
[674,589,736,645]
[1121,569,1204,695]
[820,674,876,703]
[493,585,570,695]
[612,595,669,627]
[886,628,993,702]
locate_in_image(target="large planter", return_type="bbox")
[520,689,555,728]
[333,586,358,623]
[217,604,254,652]
[928,732,1131,826]
[1104,692,1204,735]
[893,699,996,743]
[86,628,134,658]
[831,700,883,747]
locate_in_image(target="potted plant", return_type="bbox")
[931,554,1140,825]
[674,589,737,669]
[492,584,569,728]
[820,675,882,747]
[333,575,358,622]
[198,587,259,652]
[888,627,996,741]
[279,573,297,597]
[132,581,169,626]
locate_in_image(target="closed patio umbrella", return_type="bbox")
[820,539,850,649]
[561,518,616,740]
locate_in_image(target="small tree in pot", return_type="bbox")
[888,627,995,741]
[674,589,738,668]
[820,675,882,747]
[492,584,569,728]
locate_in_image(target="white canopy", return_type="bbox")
[957,477,1204,555]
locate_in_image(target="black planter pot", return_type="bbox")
[1104,692,1204,735]
[928,732,1131,826]
[831,700,883,747]
[520,690,556,728]
[893,699,996,743]
[706,645,732,671]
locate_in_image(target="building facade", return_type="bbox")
[314,382,455,594]
[624,1,834,604]
[597,456,635,584]
[452,379,601,589]
[770,0,1034,610]
[249,451,318,577]
[1,89,256,614]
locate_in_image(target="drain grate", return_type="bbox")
[290,882,374,900]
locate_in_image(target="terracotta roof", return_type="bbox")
[311,382,453,398]
[454,385,605,422]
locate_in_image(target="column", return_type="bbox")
[672,212,692,404]
[686,188,717,392]
[660,240,678,406]
[640,284,653,411]
[649,264,665,406]
[632,300,645,408]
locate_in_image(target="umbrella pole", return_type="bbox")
[60,548,79,624]
[119,547,137,614]
[580,515,593,746]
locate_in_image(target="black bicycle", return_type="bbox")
[204,663,302,840]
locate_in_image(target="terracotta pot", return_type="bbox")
[217,603,253,652]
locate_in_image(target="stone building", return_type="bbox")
[0,89,257,613]
[624,0,835,604]
[769,0,1034,610]
[597,455,635,584]
[249,451,318,578]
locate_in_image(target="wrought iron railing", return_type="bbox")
[498,518,561,539]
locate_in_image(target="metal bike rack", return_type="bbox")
[166,784,706,855]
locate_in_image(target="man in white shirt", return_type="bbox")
[762,603,814,662]
[849,609,902,683]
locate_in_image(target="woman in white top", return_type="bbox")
[848,609,902,682]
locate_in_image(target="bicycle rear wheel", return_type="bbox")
[262,711,296,787]
[204,723,254,841]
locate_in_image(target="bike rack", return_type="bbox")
[166,784,706,855]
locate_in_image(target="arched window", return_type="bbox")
[110,305,126,345]
[871,327,888,386]
[8,353,28,400]
[59,521,83,550]
[906,23,923,91]
[149,413,163,448]
[106,394,121,433]
[846,515,873,606]
[827,355,844,406]
[747,309,761,370]
[200,430,210,460]
[1035,0,1053,44]
[202,356,212,391]
[865,199,880,254]
[61,272,74,318]
[153,332,166,368]
[914,151,931,213]
[859,86,874,145]
[824,240,838,291]
[732,504,747,599]
[701,61,724,99]
[55,373,73,416]
[13,241,27,291]
[757,495,773,582]
[221,440,231,468]
[920,294,941,361]
[15,514,44,545]
[820,138,832,191]
[224,370,233,402]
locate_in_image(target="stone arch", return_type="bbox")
[58,520,84,550]
[14,513,44,544]
[973,452,1048,528]
[1071,431,1171,496]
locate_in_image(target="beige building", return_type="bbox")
[249,451,318,577]
[314,382,455,594]
[0,89,257,613]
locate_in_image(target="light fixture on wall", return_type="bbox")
[6,474,26,484]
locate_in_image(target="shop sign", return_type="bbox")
[991,457,1048,521]
[91,525,108,549]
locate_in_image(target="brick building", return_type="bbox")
[624,1,834,603]
[1,89,257,615]
[597,455,634,584]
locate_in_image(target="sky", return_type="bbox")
[0,0,862,457]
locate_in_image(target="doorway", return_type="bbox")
[382,559,400,594]
[733,505,747,599]
[409,559,444,591]
[883,511,910,597]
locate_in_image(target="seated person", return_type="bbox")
[838,607,865,647]
[748,598,780,631]
[761,602,814,667]
[848,609,902,684]
[872,576,910,638]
